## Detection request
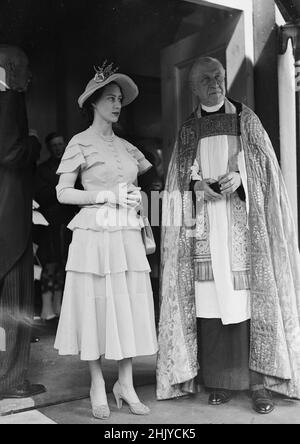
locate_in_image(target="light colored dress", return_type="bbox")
[54,127,158,361]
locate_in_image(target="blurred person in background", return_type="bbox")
[35,133,77,321]
[0,45,45,399]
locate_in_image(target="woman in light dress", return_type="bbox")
[54,64,158,419]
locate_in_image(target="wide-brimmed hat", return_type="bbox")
[78,63,139,108]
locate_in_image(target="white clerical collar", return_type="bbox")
[201,100,225,113]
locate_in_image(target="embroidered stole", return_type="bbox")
[178,99,250,291]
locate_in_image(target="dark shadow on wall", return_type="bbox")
[252,0,280,161]
[254,32,280,161]
[229,51,280,161]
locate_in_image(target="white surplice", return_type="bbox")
[194,111,251,325]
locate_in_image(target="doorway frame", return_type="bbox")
[184,1,254,63]
[184,0,255,104]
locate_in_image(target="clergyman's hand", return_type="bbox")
[218,172,241,195]
[194,179,223,202]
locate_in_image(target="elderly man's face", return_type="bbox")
[192,62,226,107]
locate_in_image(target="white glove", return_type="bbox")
[96,183,142,209]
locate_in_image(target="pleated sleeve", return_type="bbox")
[123,140,152,175]
[57,143,86,175]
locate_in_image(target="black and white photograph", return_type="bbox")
[0,0,300,428]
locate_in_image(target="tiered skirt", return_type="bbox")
[54,215,158,361]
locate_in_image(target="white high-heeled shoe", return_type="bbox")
[90,390,110,420]
[112,381,150,416]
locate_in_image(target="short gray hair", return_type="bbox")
[189,57,225,88]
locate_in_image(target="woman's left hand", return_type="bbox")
[126,184,142,210]
[218,172,241,195]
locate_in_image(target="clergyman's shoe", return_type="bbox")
[252,388,275,414]
[208,389,233,406]
[0,381,46,400]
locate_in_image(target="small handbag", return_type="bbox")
[141,214,156,256]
